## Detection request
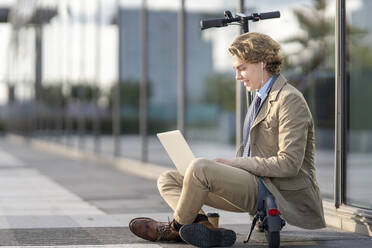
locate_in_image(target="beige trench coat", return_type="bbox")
[231,74,326,229]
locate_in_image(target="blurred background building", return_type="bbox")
[0,0,371,223]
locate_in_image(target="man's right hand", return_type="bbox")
[214,158,231,165]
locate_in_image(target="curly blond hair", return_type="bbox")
[228,32,283,75]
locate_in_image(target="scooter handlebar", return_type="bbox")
[200,18,227,30]
[200,11,280,30]
[259,11,280,20]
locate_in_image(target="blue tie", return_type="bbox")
[242,95,262,157]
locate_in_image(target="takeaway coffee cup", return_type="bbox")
[207,213,220,228]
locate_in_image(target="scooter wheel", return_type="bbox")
[265,231,280,248]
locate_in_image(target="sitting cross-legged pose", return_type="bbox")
[129,32,326,247]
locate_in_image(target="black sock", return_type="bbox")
[172,220,183,231]
[173,214,207,231]
[193,214,208,223]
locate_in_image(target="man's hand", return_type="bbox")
[214,158,231,165]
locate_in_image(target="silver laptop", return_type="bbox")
[157,130,195,176]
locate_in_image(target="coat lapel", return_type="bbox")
[250,74,287,130]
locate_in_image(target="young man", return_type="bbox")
[129,32,326,247]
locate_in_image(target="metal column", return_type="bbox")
[177,0,186,135]
[78,0,87,149]
[334,0,346,208]
[35,26,43,104]
[235,0,247,149]
[55,15,63,140]
[93,0,102,153]
[140,0,149,162]
[61,0,68,144]
[35,25,43,132]
[113,0,121,156]
[65,2,74,147]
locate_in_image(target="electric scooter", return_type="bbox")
[200,10,285,248]
[244,179,286,248]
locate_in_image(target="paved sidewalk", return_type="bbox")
[0,138,371,247]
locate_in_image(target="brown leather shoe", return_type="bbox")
[129,217,182,242]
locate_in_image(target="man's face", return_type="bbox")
[232,55,263,92]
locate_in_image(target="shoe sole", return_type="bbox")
[179,223,236,247]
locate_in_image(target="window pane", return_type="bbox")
[147,1,180,166]
[117,0,142,160]
[185,1,238,160]
[345,0,372,208]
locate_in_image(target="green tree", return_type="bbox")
[284,0,371,77]
[41,85,65,107]
[283,0,372,130]
[107,79,152,109]
[204,73,235,112]
[283,0,333,76]
[70,83,101,102]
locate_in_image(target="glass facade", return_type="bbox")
[117,0,142,160]
[1,0,371,211]
[185,1,239,160]
[146,1,179,166]
[345,0,372,209]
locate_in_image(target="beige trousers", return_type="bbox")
[157,158,259,224]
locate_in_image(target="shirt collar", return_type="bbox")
[257,76,274,99]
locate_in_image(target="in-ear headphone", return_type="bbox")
[261,61,263,86]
